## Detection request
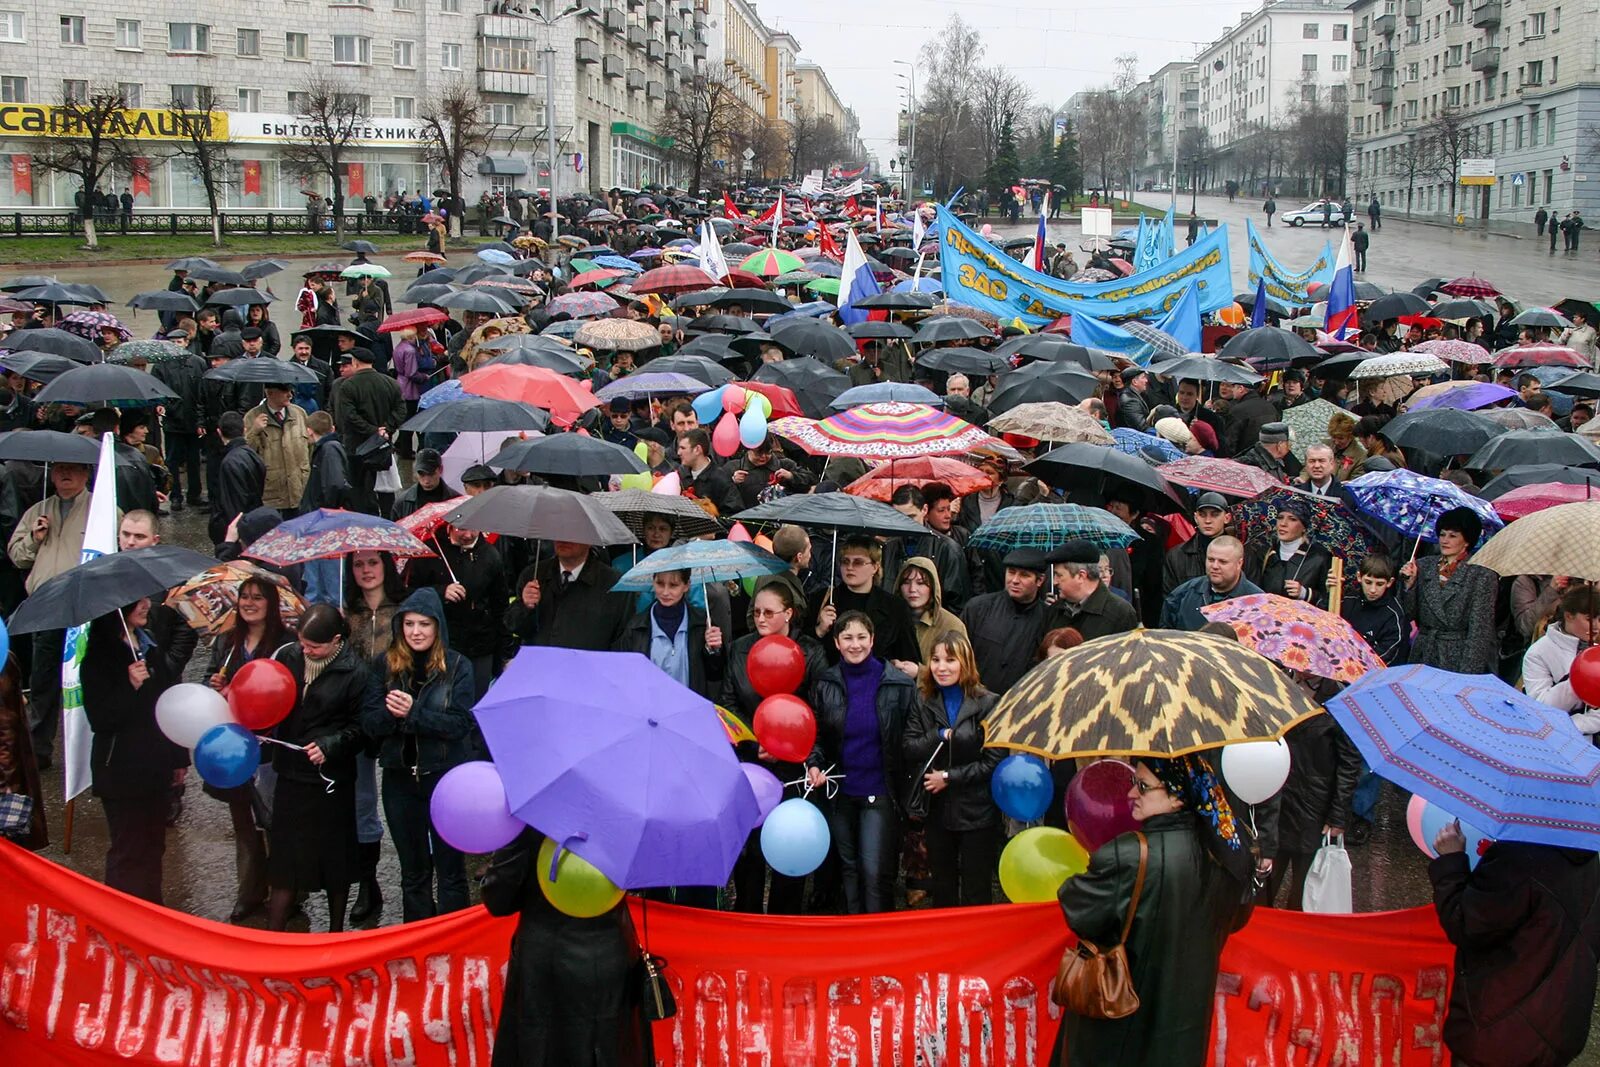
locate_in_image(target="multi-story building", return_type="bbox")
[763,28,799,128]
[1194,0,1353,191]
[1139,62,1200,188]
[1346,0,1600,221]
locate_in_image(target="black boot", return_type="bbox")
[349,842,382,925]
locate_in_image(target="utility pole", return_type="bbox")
[529,4,583,264]
[895,59,916,202]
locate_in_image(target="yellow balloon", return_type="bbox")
[633,442,650,461]
[998,827,1090,903]
[618,472,653,491]
[536,838,624,918]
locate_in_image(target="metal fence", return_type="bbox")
[0,211,433,238]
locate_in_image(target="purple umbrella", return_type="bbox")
[473,647,761,889]
[1406,381,1517,411]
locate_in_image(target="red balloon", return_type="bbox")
[1065,759,1141,853]
[753,694,816,762]
[1573,647,1600,707]
[747,635,806,697]
[226,659,297,731]
[722,386,746,414]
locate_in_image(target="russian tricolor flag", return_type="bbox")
[838,227,881,326]
[1327,225,1359,339]
[1031,193,1050,271]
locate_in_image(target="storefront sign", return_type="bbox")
[0,841,1456,1067]
[225,114,427,146]
[0,105,228,142]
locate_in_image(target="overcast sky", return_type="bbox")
[765,0,1246,165]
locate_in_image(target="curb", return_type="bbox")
[5,243,437,272]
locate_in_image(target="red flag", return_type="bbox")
[817,225,843,260]
[10,154,31,196]
[346,162,365,197]
[842,196,859,218]
[130,157,150,198]
[242,160,261,196]
[722,191,741,220]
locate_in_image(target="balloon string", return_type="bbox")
[784,763,845,801]
[257,736,336,794]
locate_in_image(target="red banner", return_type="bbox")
[130,157,150,198]
[0,842,1454,1065]
[10,154,31,197]
[241,160,261,197]
[346,162,365,198]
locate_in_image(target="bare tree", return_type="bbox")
[418,80,497,238]
[1284,83,1348,197]
[1421,108,1481,216]
[277,74,368,242]
[1076,56,1146,198]
[915,15,985,198]
[1178,126,1213,209]
[788,108,845,179]
[745,119,789,182]
[32,85,137,249]
[659,73,746,199]
[972,67,1032,182]
[1235,119,1287,196]
[163,87,234,247]
[1388,134,1430,215]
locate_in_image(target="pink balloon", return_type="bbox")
[651,471,680,496]
[712,411,741,457]
[1066,759,1141,853]
[728,522,754,544]
[722,386,745,414]
[1406,793,1433,858]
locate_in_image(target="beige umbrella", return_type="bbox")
[1280,398,1346,461]
[987,402,1114,446]
[1578,415,1600,443]
[572,317,663,352]
[1469,501,1600,581]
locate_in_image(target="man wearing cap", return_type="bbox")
[1245,497,1333,608]
[246,383,310,520]
[599,402,640,450]
[209,411,266,547]
[331,346,405,515]
[961,548,1053,694]
[391,449,459,520]
[1234,421,1301,483]
[286,336,332,414]
[1160,535,1263,631]
[1048,540,1140,641]
[1164,492,1234,594]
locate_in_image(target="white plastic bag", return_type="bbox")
[1302,833,1353,913]
[375,455,403,494]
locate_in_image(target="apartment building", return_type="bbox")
[1139,61,1201,187]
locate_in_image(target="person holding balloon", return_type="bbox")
[362,589,477,923]
[807,611,918,914]
[1522,584,1600,720]
[902,630,1001,907]
[83,597,188,905]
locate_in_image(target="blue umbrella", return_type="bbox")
[1327,664,1600,851]
[592,254,644,274]
[612,540,788,593]
[765,301,837,328]
[829,382,943,410]
[968,502,1138,553]
[1344,468,1503,545]
[476,248,516,264]
[418,378,464,410]
[474,647,761,888]
[892,277,944,294]
[541,319,584,339]
[595,372,711,402]
[1110,427,1185,463]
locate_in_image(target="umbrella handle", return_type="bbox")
[119,612,143,662]
[546,832,590,883]
[432,533,461,584]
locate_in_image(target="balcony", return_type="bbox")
[1404,0,1423,15]
[1353,24,1368,43]
[694,10,706,29]
[692,41,706,61]
[627,25,646,48]
[478,14,536,39]
[1373,13,1395,35]
[1372,85,1396,105]
[1471,0,1501,26]
[665,53,682,76]
[1471,46,1501,70]
[603,54,623,79]
[603,7,625,32]
[1372,49,1395,69]
[646,1,663,23]
[576,37,600,63]
[478,68,537,94]
[665,14,681,38]
[646,38,664,61]
[626,66,645,91]
[646,79,664,100]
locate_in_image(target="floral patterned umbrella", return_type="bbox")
[1412,338,1493,365]
[396,495,471,543]
[58,310,129,342]
[106,339,189,365]
[245,509,434,566]
[1110,427,1186,463]
[1158,456,1283,498]
[546,291,620,318]
[1345,468,1504,545]
[1492,344,1590,369]
[770,401,1012,460]
[1348,352,1448,379]
[1231,486,1381,564]
[1200,594,1386,683]
[164,561,306,637]
[844,456,996,502]
[572,317,663,352]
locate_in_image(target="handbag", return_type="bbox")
[0,791,35,835]
[636,899,677,1021]
[1051,832,1147,1019]
[903,739,946,823]
[1302,832,1354,914]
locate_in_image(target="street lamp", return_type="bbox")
[894,60,916,202]
[530,4,584,262]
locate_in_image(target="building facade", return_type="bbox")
[1139,62,1200,188]
[1345,0,1600,221]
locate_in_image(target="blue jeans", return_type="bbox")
[354,755,383,844]
[302,558,342,606]
[1352,762,1381,823]
[827,792,898,914]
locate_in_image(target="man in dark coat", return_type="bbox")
[1116,369,1151,430]
[1163,492,1232,595]
[389,449,459,520]
[149,340,207,510]
[1234,421,1301,483]
[209,411,265,546]
[1429,831,1600,1067]
[724,440,816,511]
[300,410,351,512]
[674,428,743,517]
[331,347,405,515]
[506,542,633,651]
[961,548,1052,694]
[1047,540,1140,641]
[1160,536,1264,630]
[1260,710,1360,908]
[1104,491,1172,628]
[1222,382,1280,457]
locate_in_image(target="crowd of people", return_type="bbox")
[1,182,1598,1067]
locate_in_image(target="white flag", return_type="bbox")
[911,209,926,251]
[700,221,730,283]
[61,432,120,801]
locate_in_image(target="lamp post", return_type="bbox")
[530,4,583,263]
[894,60,916,202]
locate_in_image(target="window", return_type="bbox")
[440,0,461,11]
[1529,12,1545,36]
[393,95,414,118]
[335,92,370,115]
[1546,109,1556,144]
[170,84,211,109]
[1333,24,1348,40]
[287,90,309,113]
[1526,60,1543,84]
[118,82,141,107]
[169,23,210,53]
[482,35,532,71]
[1551,57,1559,83]
[1302,53,1318,72]
[237,88,261,112]
[1515,115,1524,148]
[0,76,26,102]
[333,35,371,65]
[285,32,308,60]
[114,18,141,48]
[394,0,414,8]
[440,41,461,69]
[0,10,21,42]
[237,28,259,57]
[1301,84,1318,102]
[392,39,415,67]
[1333,54,1348,71]
[1303,22,1319,38]
[487,102,516,124]
[59,15,84,45]
[1553,7,1562,31]
[62,79,87,103]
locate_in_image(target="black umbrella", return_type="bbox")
[768,319,856,361]
[733,493,928,536]
[1232,291,1293,316]
[1510,307,1573,329]
[0,428,101,463]
[15,283,95,305]
[490,434,646,476]
[482,348,590,375]
[751,355,849,418]
[1006,337,1117,372]
[204,288,275,307]
[1000,359,1100,392]
[1543,370,1600,398]
[986,373,1099,414]
[1146,355,1263,385]
[913,346,1010,376]
[1431,298,1495,321]
[1481,464,1600,499]
[444,484,636,544]
[9,545,219,635]
[341,240,380,255]
[1311,351,1372,379]
[126,290,200,313]
[846,321,914,340]
[1412,277,1446,299]
[0,275,59,292]
[727,331,794,361]
[404,284,456,306]
[437,289,515,313]
[166,257,220,273]
[401,396,549,435]
[675,334,742,363]
[854,291,936,311]
[1365,292,1429,322]
[1220,328,1323,370]
[1467,430,1600,470]
[203,358,325,385]
[670,288,731,311]
[640,353,737,387]
[686,314,759,336]
[0,351,79,384]
[1380,408,1506,457]
[914,317,992,344]
[4,327,103,363]
[186,265,248,285]
[1026,443,1187,513]
[33,364,178,407]
[1554,298,1600,324]
[452,263,513,285]
[241,259,289,281]
[706,289,791,314]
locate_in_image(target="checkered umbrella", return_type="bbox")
[1471,500,1600,580]
[967,502,1138,553]
[630,264,720,294]
[1437,276,1501,299]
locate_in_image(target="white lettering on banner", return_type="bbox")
[1210,966,1448,1065]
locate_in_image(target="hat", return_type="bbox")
[462,463,497,485]
[1001,548,1049,574]
[1190,419,1219,453]
[1153,416,1194,449]
[240,326,263,341]
[164,328,189,340]
[1195,491,1229,512]
[73,410,97,426]
[1145,403,1180,425]
[1278,496,1313,525]
[414,448,442,474]
[1046,539,1101,567]
[1259,421,1290,444]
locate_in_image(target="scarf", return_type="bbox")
[302,639,342,686]
[1438,552,1466,581]
[939,684,964,727]
[1145,753,1251,886]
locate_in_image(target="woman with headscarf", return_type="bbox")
[1400,506,1499,675]
[1051,754,1255,1066]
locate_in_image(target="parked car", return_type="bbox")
[1281,200,1341,227]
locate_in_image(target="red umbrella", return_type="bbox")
[1157,456,1282,498]
[397,495,471,541]
[460,364,601,427]
[630,264,718,295]
[843,457,995,502]
[1492,344,1589,369]
[378,307,448,333]
[1492,482,1599,521]
[1398,314,1443,329]
[569,268,628,288]
[735,380,804,419]
[1439,276,1501,299]
[721,269,770,290]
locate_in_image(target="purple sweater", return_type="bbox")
[839,656,887,798]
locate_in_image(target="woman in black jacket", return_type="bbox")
[83,598,187,905]
[615,568,724,698]
[903,630,1002,906]
[807,610,918,914]
[361,587,477,922]
[245,303,282,356]
[265,604,379,933]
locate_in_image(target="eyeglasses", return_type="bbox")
[1134,780,1166,795]
[751,607,788,619]
[840,557,873,568]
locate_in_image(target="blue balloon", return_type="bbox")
[0,616,11,669]
[691,385,727,426]
[1419,798,1491,870]
[193,723,261,789]
[738,404,767,449]
[760,797,830,876]
[991,753,1053,822]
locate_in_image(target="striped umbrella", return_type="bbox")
[967,502,1138,553]
[769,401,1011,460]
[739,249,807,278]
[547,291,620,318]
[568,268,628,288]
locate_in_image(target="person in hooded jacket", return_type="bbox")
[896,556,967,666]
[615,567,724,699]
[903,630,1001,906]
[265,605,378,933]
[1524,585,1600,720]
[1429,823,1600,1067]
[362,588,477,923]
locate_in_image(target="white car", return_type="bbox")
[1281,201,1346,227]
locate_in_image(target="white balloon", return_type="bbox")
[155,683,233,749]
[1220,739,1292,805]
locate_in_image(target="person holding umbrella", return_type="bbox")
[405,522,512,704]
[1400,507,1499,675]
[614,567,724,699]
